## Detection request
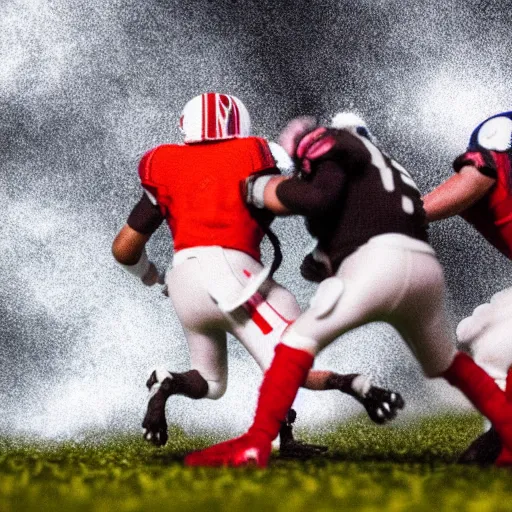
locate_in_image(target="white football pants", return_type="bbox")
[166,246,300,399]
[282,233,457,378]
[457,286,512,391]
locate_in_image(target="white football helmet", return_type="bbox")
[475,116,512,151]
[179,93,251,144]
[330,112,373,140]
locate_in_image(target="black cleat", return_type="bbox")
[279,409,328,459]
[458,427,501,465]
[142,369,173,447]
[359,386,405,425]
[326,373,404,425]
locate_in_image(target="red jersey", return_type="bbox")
[138,137,276,261]
[453,150,512,259]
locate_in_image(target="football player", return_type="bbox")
[112,93,404,454]
[184,113,512,468]
[422,111,512,464]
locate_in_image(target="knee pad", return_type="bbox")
[309,277,344,319]
[205,379,227,400]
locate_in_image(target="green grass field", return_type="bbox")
[1,414,511,512]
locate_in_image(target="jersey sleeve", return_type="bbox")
[138,147,160,186]
[250,138,279,174]
[137,146,164,205]
[275,160,348,215]
[127,193,165,235]
[452,150,498,179]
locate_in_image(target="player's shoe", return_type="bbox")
[492,368,512,466]
[496,443,512,466]
[278,409,328,459]
[329,374,405,424]
[358,385,405,424]
[184,433,272,468]
[494,416,512,466]
[142,369,172,447]
[495,415,512,466]
[458,427,501,465]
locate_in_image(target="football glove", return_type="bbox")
[300,252,332,283]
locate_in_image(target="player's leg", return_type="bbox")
[457,290,512,463]
[442,353,512,465]
[457,287,512,393]
[223,246,403,421]
[457,369,510,465]
[185,241,411,466]
[143,326,228,447]
[226,277,326,457]
[388,250,512,465]
[143,255,229,446]
[304,370,404,424]
[233,273,403,458]
[243,242,410,443]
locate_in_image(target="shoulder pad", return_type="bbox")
[138,147,159,183]
[138,144,184,183]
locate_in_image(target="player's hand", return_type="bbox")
[141,262,160,287]
[300,253,331,282]
[358,386,404,424]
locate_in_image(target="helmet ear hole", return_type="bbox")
[356,126,370,139]
[180,93,251,144]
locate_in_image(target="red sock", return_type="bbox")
[442,352,511,428]
[248,343,314,442]
[506,368,512,403]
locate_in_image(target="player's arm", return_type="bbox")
[246,160,348,216]
[265,128,362,216]
[274,161,348,216]
[422,165,495,222]
[261,175,290,214]
[241,137,291,215]
[112,224,150,265]
[112,192,165,286]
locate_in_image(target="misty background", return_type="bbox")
[1,0,511,440]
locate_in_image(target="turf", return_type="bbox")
[1,414,511,512]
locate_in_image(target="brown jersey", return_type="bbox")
[276,129,428,273]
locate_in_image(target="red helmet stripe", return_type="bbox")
[232,99,240,136]
[218,94,231,137]
[201,93,207,140]
[217,93,225,137]
[209,93,219,140]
